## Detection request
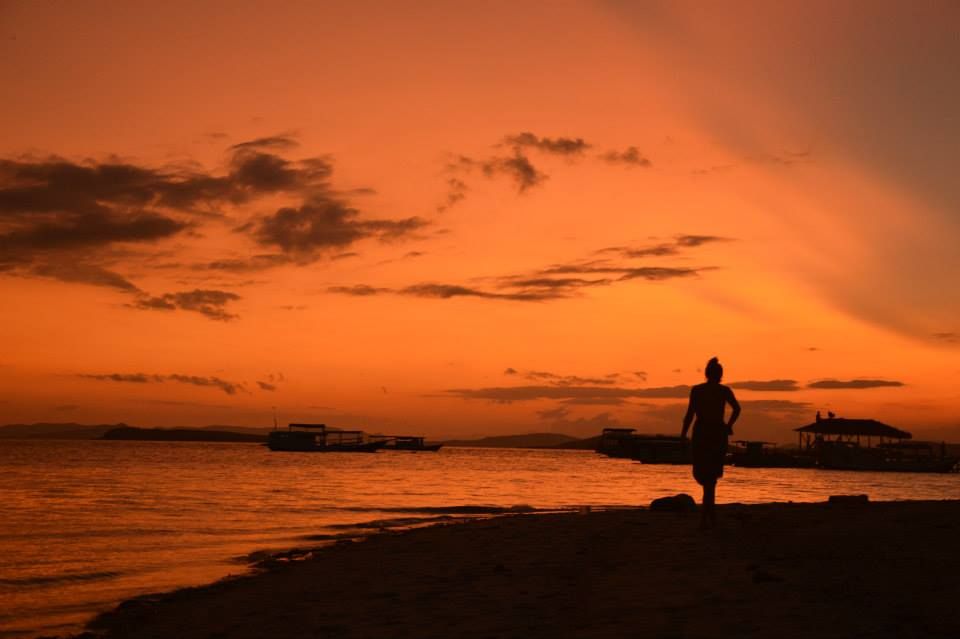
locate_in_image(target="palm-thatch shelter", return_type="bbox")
[795,416,912,449]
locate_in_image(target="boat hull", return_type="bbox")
[266,433,387,453]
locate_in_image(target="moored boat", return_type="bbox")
[729,440,816,469]
[597,428,690,464]
[370,434,443,451]
[267,423,387,453]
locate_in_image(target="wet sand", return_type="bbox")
[74,500,960,638]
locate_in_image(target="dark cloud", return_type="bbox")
[443,384,691,403]
[134,289,241,321]
[81,373,155,383]
[599,146,651,167]
[228,135,299,152]
[675,234,731,248]
[249,196,427,256]
[523,370,620,386]
[932,332,958,343]
[634,371,648,382]
[436,177,468,213]
[327,285,392,296]
[400,283,562,302]
[30,263,142,292]
[199,254,292,273]
[327,234,722,304]
[729,379,800,392]
[80,372,245,395]
[257,381,277,391]
[166,374,245,395]
[504,367,518,375]
[481,153,547,192]
[0,139,410,293]
[807,379,905,389]
[503,132,591,156]
[560,397,627,405]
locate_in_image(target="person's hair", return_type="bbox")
[705,357,723,382]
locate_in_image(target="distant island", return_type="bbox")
[101,426,265,443]
[440,432,601,450]
[0,423,599,449]
[0,422,271,443]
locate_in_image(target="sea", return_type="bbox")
[1,440,958,638]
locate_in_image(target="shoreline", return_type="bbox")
[63,498,960,639]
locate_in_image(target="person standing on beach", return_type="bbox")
[681,357,740,529]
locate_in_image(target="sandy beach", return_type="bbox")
[68,499,960,639]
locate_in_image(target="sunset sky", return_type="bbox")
[1,0,958,441]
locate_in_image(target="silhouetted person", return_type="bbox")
[681,357,740,529]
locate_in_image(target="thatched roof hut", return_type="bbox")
[795,417,911,440]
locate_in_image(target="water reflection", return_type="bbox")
[0,440,957,637]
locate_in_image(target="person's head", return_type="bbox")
[705,357,723,383]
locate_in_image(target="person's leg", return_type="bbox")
[703,481,716,528]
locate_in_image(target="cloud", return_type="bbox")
[133,289,241,321]
[327,284,392,296]
[257,381,277,391]
[503,132,591,156]
[932,332,958,343]
[675,234,731,248]
[401,283,561,301]
[599,146,651,167]
[806,379,905,389]
[729,379,800,391]
[80,372,246,395]
[249,196,427,256]
[443,384,691,403]
[480,152,547,192]
[522,370,620,386]
[81,373,154,383]
[634,371,648,382]
[327,236,723,304]
[436,178,468,213]
[1,139,415,294]
[199,254,292,273]
[165,374,245,395]
[29,263,142,292]
[504,367,518,375]
[228,135,299,152]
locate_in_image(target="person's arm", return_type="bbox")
[725,386,741,434]
[681,387,696,439]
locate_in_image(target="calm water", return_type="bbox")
[1,440,958,638]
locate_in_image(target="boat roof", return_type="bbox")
[288,423,327,429]
[795,418,911,439]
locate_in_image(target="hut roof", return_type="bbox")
[795,418,911,439]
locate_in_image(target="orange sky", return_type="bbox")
[1,1,958,440]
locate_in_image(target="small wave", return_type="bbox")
[0,569,124,588]
[337,504,541,515]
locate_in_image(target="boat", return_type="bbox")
[369,434,443,451]
[597,428,690,464]
[795,415,959,473]
[390,436,443,452]
[728,440,816,468]
[267,423,387,453]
